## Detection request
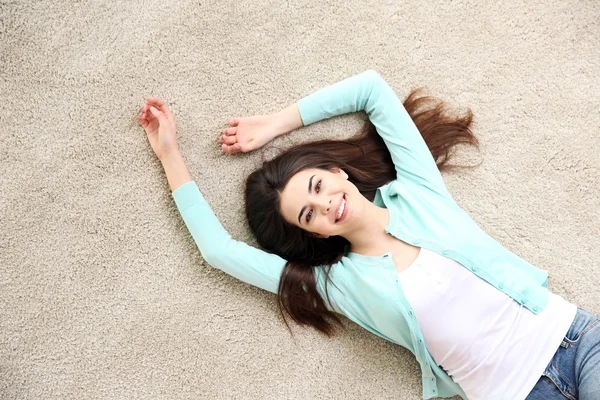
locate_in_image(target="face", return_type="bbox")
[279,167,364,239]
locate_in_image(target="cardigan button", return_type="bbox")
[534,305,541,312]
[442,249,449,255]
[498,282,505,289]
[418,338,423,344]
[521,297,527,305]
[471,265,478,272]
[408,311,414,317]
[412,238,420,244]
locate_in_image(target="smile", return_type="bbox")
[335,194,347,223]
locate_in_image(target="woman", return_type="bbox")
[137,71,599,399]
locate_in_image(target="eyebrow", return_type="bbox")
[297,174,315,224]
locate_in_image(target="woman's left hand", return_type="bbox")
[218,114,280,154]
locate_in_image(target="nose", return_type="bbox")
[317,198,332,215]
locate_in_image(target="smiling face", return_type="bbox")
[279,167,365,239]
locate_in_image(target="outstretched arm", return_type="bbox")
[161,151,192,192]
[137,99,287,294]
[171,179,287,294]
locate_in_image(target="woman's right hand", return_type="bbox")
[218,114,280,154]
[137,97,179,162]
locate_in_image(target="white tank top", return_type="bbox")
[397,248,577,400]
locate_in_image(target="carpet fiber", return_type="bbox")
[1,0,599,398]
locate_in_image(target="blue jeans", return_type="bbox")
[526,307,600,399]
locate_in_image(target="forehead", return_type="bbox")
[280,168,322,224]
[289,168,320,185]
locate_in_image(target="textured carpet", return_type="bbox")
[1,0,599,399]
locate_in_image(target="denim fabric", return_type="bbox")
[526,307,600,399]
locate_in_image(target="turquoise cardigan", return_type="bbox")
[172,70,550,399]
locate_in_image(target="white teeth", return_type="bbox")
[336,198,346,221]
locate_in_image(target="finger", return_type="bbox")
[220,135,237,145]
[146,97,174,122]
[137,116,148,128]
[146,97,166,107]
[222,143,242,154]
[138,104,149,119]
[137,103,149,121]
[149,106,167,124]
[228,118,239,126]
[222,127,237,136]
[144,107,156,124]
[145,98,173,121]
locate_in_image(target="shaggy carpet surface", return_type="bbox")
[1,0,599,399]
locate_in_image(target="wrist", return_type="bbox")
[272,103,303,137]
[159,148,181,164]
[160,150,192,192]
[270,112,288,138]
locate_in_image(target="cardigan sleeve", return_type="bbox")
[297,70,452,200]
[172,180,286,294]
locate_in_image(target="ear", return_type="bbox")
[330,167,348,180]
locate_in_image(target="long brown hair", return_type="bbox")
[244,88,479,337]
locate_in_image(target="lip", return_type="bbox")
[335,194,348,223]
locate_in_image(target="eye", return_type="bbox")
[316,180,322,193]
[306,209,313,223]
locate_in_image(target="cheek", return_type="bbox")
[316,218,331,233]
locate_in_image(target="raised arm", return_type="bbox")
[171,177,287,294]
[221,71,451,199]
[296,70,451,199]
[138,99,287,294]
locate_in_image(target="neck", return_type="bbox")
[344,200,390,254]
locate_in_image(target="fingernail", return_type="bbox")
[139,111,143,117]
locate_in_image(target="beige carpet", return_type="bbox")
[1,0,599,398]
